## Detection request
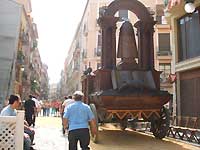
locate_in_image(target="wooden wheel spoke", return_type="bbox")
[151,107,170,139]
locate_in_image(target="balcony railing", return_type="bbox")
[73,65,80,72]
[157,50,172,56]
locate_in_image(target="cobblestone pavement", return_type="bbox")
[32,117,67,150]
[33,126,67,150]
[32,117,200,150]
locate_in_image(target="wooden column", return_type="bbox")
[135,20,155,70]
[98,16,118,69]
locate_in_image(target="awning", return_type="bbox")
[166,0,182,10]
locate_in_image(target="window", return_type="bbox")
[119,10,128,21]
[97,63,101,69]
[76,41,80,49]
[178,8,200,61]
[82,49,87,58]
[73,59,80,71]
[158,33,170,54]
[84,65,87,70]
[83,23,88,36]
[97,33,102,47]
[159,63,171,83]
[156,4,164,24]
[94,47,101,57]
[156,16,162,24]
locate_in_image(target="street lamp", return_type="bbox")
[184,0,196,13]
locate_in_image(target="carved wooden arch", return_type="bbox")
[105,0,153,22]
[99,0,155,70]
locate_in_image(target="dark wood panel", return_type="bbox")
[93,69,112,91]
[180,68,200,80]
[180,73,200,117]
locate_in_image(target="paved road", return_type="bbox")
[33,126,67,149]
[32,117,200,150]
[32,117,67,150]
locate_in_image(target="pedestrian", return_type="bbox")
[32,96,41,126]
[61,95,74,134]
[41,100,46,116]
[24,95,36,127]
[63,91,97,150]
[0,94,35,150]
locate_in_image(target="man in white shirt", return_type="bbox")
[62,96,74,113]
[31,96,41,127]
[61,96,74,134]
[32,97,41,110]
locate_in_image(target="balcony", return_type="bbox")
[31,41,38,51]
[17,51,25,65]
[157,50,172,56]
[20,31,29,45]
[73,64,80,72]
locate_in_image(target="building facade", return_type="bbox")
[0,0,22,104]
[0,0,47,105]
[165,0,200,117]
[49,83,59,100]
[40,63,49,100]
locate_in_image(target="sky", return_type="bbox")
[31,0,87,84]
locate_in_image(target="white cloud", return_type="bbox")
[31,0,87,83]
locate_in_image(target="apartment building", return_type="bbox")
[0,0,46,104]
[0,0,22,104]
[40,63,49,100]
[49,83,59,100]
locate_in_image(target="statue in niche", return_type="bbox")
[117,21,138,70]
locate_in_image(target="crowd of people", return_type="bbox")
[0,91,97,150]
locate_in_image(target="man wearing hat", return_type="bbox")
[63,91,97,150]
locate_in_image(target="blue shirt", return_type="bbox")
[63,101,94,131]
[0,105,17,116]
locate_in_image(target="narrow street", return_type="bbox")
[33,117,200,150]
[32,117,66,150]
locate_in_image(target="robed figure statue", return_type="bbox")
[117,21,138,70]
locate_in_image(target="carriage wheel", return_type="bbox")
[89,104,99,143]
[120,120,127,130]
[151,107,170,139]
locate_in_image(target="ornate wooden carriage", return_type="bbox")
[82,0,171,142]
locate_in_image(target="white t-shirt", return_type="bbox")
[32,98,41,108]
[62,99,74,112]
